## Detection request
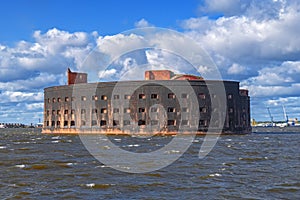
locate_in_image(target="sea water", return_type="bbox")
[0,128,299,199]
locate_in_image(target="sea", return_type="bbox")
[0,128,299,199]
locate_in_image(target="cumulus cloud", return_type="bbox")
[135,18,153,28]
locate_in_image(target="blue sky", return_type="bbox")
[1,0,300,124]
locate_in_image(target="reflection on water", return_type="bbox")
[0,128,299,199]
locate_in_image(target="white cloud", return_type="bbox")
[98,68,117,79]
[135,19,153,28]
[227,63,246,74]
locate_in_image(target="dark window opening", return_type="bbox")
[113,120,119,126]
[57,121,61,126]
[81,96,86,101]
[92,95,98,101]
[64,121,68,126]
[139,107,145,113]
[151,94,158,99]
[81,120,86,126]
[65,97,69,102]
[138,120,146,126]
[113,95,119,99]
[200,107,207,113]
[124,108,130,113]
[92,109,98,114]
[101,108,107,114]
[100,120,107,126]
[167,120,175,126]
[101,95,107,100]
[168,107,175,112]
[57,97,61,102]
[64,110,69,115]
[71,121,75,126]
[124,95,131,100]
[199,93,206,99]
[51,121,55,126]
[168,93,175,99]
[139,94,146,99]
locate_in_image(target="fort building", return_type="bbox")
[42,69,251,134]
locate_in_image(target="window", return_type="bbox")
[92,109,98,114]
[229,108,234,113]
[168,93,175,99]
[81,109,86,114]
[139,94,146,99]
[52,110,56,115]
[168,107,175,112]
[199,120,207,126]
[46,110,50,116]
[65,97,69,102]
[200,107,207,113]
[64,121,68,126]
[113,95,119,99]
[228,94,233,99]
[71,109,75,114]
[181,93,188,98]
[124,95,131,100]
[199,93,206,99]
[113,108,119,113]
[150,107,158,112]
[51,121,55,126]
[52,98,56,103]
[101,108,107,114]
[46,121,49,126]
[47,98,50,103]
[167,120,175,126]
[138,120,146,126]
[71,121,75,126]
[57,121,61,126]
[91,120,97,126]
[81,120,86,126]
[113,120,119,126]
[57,97,61,102]
[151,94,158,99]
[64,110,69,115]
[57,110,61,115]
[92,95,98,101]
[81,96,86,101]
[139,107,145,113]
[100,120,107,126]
[124,108,131,113]
[71,97,75,101]
[101,95,107,100]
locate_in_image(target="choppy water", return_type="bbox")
[0,128,299,199]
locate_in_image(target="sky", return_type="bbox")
[0,0,300,124]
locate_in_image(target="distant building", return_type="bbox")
[42,69,251,134]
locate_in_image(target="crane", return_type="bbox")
[267,107,274,127]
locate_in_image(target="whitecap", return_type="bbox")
[209,173,222,177]
[86,183,95,188]
[15,164,26,168]
[52,140,60,143]
[0,146,7,149]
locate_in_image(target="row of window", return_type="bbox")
[46,119,209,127]
[46,106,213,117]
[47,93,235,103]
